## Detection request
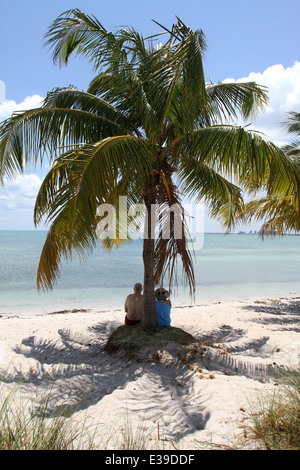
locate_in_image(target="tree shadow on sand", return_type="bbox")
[242,300,300,333]
[197,324,271,357]
[0,318,284,442]
[0,321,212,441]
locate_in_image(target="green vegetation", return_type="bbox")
[241,111,300,236]
[0,385,93,450]
[0,378,183,450]
[0,364,299,449]
[246,368,300,450]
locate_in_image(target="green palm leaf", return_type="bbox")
[178,125,296,195]
[177,157,244,231]
[282,112,300,159]
[0,91,133,182]
[206,81,268,122]
[239,112,300,235]
[34,135,154,289]
[241,194,300,236]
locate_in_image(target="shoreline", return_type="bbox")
[0,295,299,449]
[1,290,299,318]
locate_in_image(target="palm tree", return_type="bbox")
[240,112,300,236]
[0,10,297,329]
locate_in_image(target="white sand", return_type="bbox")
[0,296,299,450]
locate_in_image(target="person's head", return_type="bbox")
[133,282,143,293]
[154,287,169,301]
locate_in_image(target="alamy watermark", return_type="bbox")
[95,196,205,246]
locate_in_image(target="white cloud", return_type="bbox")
[0,88,47,228]
[0,174,42,211]
[0,173,46,229]
[223,61,300,146]
[0,94,44,122]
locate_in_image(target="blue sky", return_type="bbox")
[1,0,300,231]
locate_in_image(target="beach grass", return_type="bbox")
[1,366,299,450]
[0,383,177,450]
[0,381,95,450]
[245,367,300,450]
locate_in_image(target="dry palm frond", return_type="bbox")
[151,173,195,298]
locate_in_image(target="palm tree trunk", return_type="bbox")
[141,183,158,330]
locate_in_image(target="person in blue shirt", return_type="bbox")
[155,287,171,326]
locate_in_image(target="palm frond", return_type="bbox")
[206,81,268,123]
[154,209,195,298]
[43,86,139,132]
[282,141,300,159]
[177,156,244,231]
[34,135,154,289]
[87,72,156,136]
[241,194,300,236]
[179,125,297,197]
[281,112,300,160]
[0,90,134,181]
[44,9,110,69]
[144,173,195,297]
[282,112,300,136]
[153,16,207,52]
[45,8,162,73]
[159,18,209,130]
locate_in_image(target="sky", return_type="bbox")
[1,0,300,232]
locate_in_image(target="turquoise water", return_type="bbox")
[0,230,299,314]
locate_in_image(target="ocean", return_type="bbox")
[0,230,299,315]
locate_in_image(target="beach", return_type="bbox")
[0,295,299,450]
